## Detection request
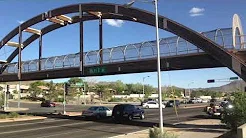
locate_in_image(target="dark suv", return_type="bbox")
[112,104,145,122]
[166,100,180,107]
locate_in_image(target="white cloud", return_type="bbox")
[17,20,24,24]
[105,19,124,27]
[189,7,205,17]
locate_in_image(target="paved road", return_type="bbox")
[0,102,207,138]
[8,101,207,114]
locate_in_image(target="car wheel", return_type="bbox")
[146,105,149,109]
[96,114,101,119]
[128,115,133,121]
[140,113,145,120]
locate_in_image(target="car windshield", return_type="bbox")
[88,107,99,111]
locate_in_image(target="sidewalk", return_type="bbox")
[0,107,29,112]
[0,116,47,123]
[111,119,228,138]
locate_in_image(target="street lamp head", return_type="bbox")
[123,0,135,8]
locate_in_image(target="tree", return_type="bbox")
[222,92,246,130]
[190,90,203,98]
[131,83,142,94]
[85,77,97,93]
[28,81,46,98]
[95,84,110,100]
[68,77,83,84]
[45,81,63,101]
[67,77,84,96]
[144,84,155,98]
[114,80,126,94]
[0,92,4,107]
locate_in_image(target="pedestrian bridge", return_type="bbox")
[0,3,245,82]
[1,28,244,73]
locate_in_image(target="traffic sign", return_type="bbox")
[229,77,238,80]
[89,67,106,74]
[207,79,215,83]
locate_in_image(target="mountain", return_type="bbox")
[204,80,246,92]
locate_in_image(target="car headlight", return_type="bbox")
[228,105,233,109]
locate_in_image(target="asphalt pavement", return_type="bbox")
[0,101,208,138]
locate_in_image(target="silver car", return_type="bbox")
[82,106,112,119]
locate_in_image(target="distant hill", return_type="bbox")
[203,80,246,92]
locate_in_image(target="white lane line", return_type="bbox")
[36,129,85,138]
[0,121,92,135]
[0,119,72,128]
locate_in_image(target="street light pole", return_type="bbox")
[124,0,163,133]
[143,76,150,98]
[188,82,194,98]
[153,0,164,133]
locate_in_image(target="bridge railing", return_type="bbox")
[3,28,238,74]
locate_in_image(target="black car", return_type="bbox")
[166,100,180,107]
[41,100,56,107]
[112,104,145,122]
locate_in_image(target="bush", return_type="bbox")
[0,114,7,119]
[221,92,246,130]
[0,93,4,107]
[108,98,124,102]
[8,112,19,118]
[149,126,177,138]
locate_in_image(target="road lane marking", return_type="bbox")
[0,119,72,128]
[0,121,92,135]
[36,129,86,138]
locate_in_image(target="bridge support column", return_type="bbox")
[18,26,22,108]
[39,34,42,71]
[99,17,103,64]
[79,5,84,75]
[18,26,22,80]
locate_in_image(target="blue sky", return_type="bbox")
[0,0,245,88]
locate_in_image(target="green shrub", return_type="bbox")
[8,112,19,118]
[108,98,124,102]
[0,114,7,119]
[221,92,246,130]
[149,126,177,138]
[0,93,4,107]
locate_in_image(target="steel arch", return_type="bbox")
[0,3,245,81]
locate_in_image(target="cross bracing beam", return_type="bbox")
[47,17,65,25]
[56,15,72,23]
[6,42,23,48]
[24,27,41,35]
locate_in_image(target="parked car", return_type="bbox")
[162,100,169,105]
[196,98,202,103]
[142,101,166,109]
[40,100,56,107]
[112,104,145,122]
[140,98,155,106]
[166,100,180,107]
[82,106,112,119]
[210,98,217,103]
[188,98,198,104]
[201,99,209,103]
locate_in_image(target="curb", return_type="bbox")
[0,116,47,123]
[4,108,29,112]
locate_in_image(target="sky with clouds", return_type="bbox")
[0,0,245,88]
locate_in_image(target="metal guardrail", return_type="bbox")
[2,28,241,74]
